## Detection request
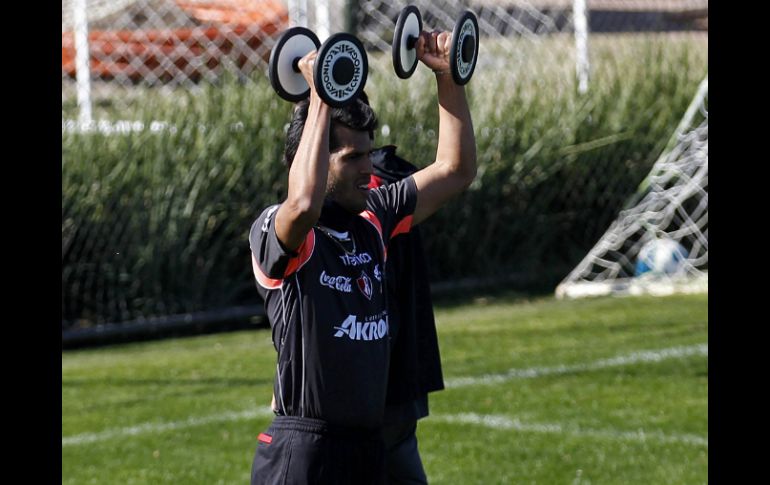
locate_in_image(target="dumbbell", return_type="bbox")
[269,27,369,108]
[392,6,479,85]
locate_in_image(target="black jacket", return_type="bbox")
[371,145,445,407]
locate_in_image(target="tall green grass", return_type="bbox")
[62,34,707,326]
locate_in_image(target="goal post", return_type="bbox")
[555,75,708,299]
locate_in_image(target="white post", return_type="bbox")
[288,0,308,28]
[573,0,590,94]
[73,0,93,127]
[315,0,331,42]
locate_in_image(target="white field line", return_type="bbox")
[444,343,707,388]
[62,344,707,447]
[432,413,708,447]
[61,407,275,446]
[62,408,707,449]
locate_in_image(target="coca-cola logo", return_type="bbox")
[319,271,352,293]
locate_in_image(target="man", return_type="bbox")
[370,146,444,485]
[249,30,475,484]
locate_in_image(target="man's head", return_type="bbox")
[283,93,378,213]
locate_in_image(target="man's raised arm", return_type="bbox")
[411,31,477,226]
[274,51,331,251]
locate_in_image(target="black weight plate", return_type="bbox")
[392,5,422,79]
[269,27,321,102]
[449,10,479,85]
[314,33,368,108]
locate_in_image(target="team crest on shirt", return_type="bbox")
[357,271,373,300]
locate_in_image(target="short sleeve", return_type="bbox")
[249,205,315,290]
[363,175,418,245]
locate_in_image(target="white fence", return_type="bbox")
[62,0,707,124]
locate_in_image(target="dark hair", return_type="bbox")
[283,92,378,168]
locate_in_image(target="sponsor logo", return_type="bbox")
[333,314,388,341]
[261,206,278,232]
[321,42,362,100]
[339,252,372,267]
[373,264,381,282]
[319,271,352,293]
[357,271,373,300]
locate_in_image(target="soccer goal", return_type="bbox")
[555,75,708,299]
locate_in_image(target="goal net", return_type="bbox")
[555,75,708,299]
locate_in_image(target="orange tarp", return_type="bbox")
[62,0,288,82]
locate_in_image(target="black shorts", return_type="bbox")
[383,419,427,485]
[251,416,386,485]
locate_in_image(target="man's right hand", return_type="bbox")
[297,50,319,98]
[416,30,452,74]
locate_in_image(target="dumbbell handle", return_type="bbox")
[407,33,472,60]
[407,32,469,60]
[406,34,418,50]
[289,53,354,85]
[461,36,475,63]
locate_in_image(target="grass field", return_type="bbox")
[62,292,707,484]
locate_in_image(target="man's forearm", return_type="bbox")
[435,73,476,185]
[277,96,331,250]
[288,96,331,214]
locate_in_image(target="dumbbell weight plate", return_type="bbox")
[392,5,422,79]
[314,33,368,108]
[269,27,321,102]
[449,10,479,85]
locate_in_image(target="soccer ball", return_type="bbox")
[634,238,689,276]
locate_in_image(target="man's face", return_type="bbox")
[327,125,373,214]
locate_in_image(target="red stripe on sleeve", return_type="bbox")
[359,210,383,239]
[251,230,315,290]
[389,215,413,240]
[359,210,389,261]
[283,229,316,277]
[252,253,282,289]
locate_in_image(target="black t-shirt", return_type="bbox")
[249,176,417,429]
